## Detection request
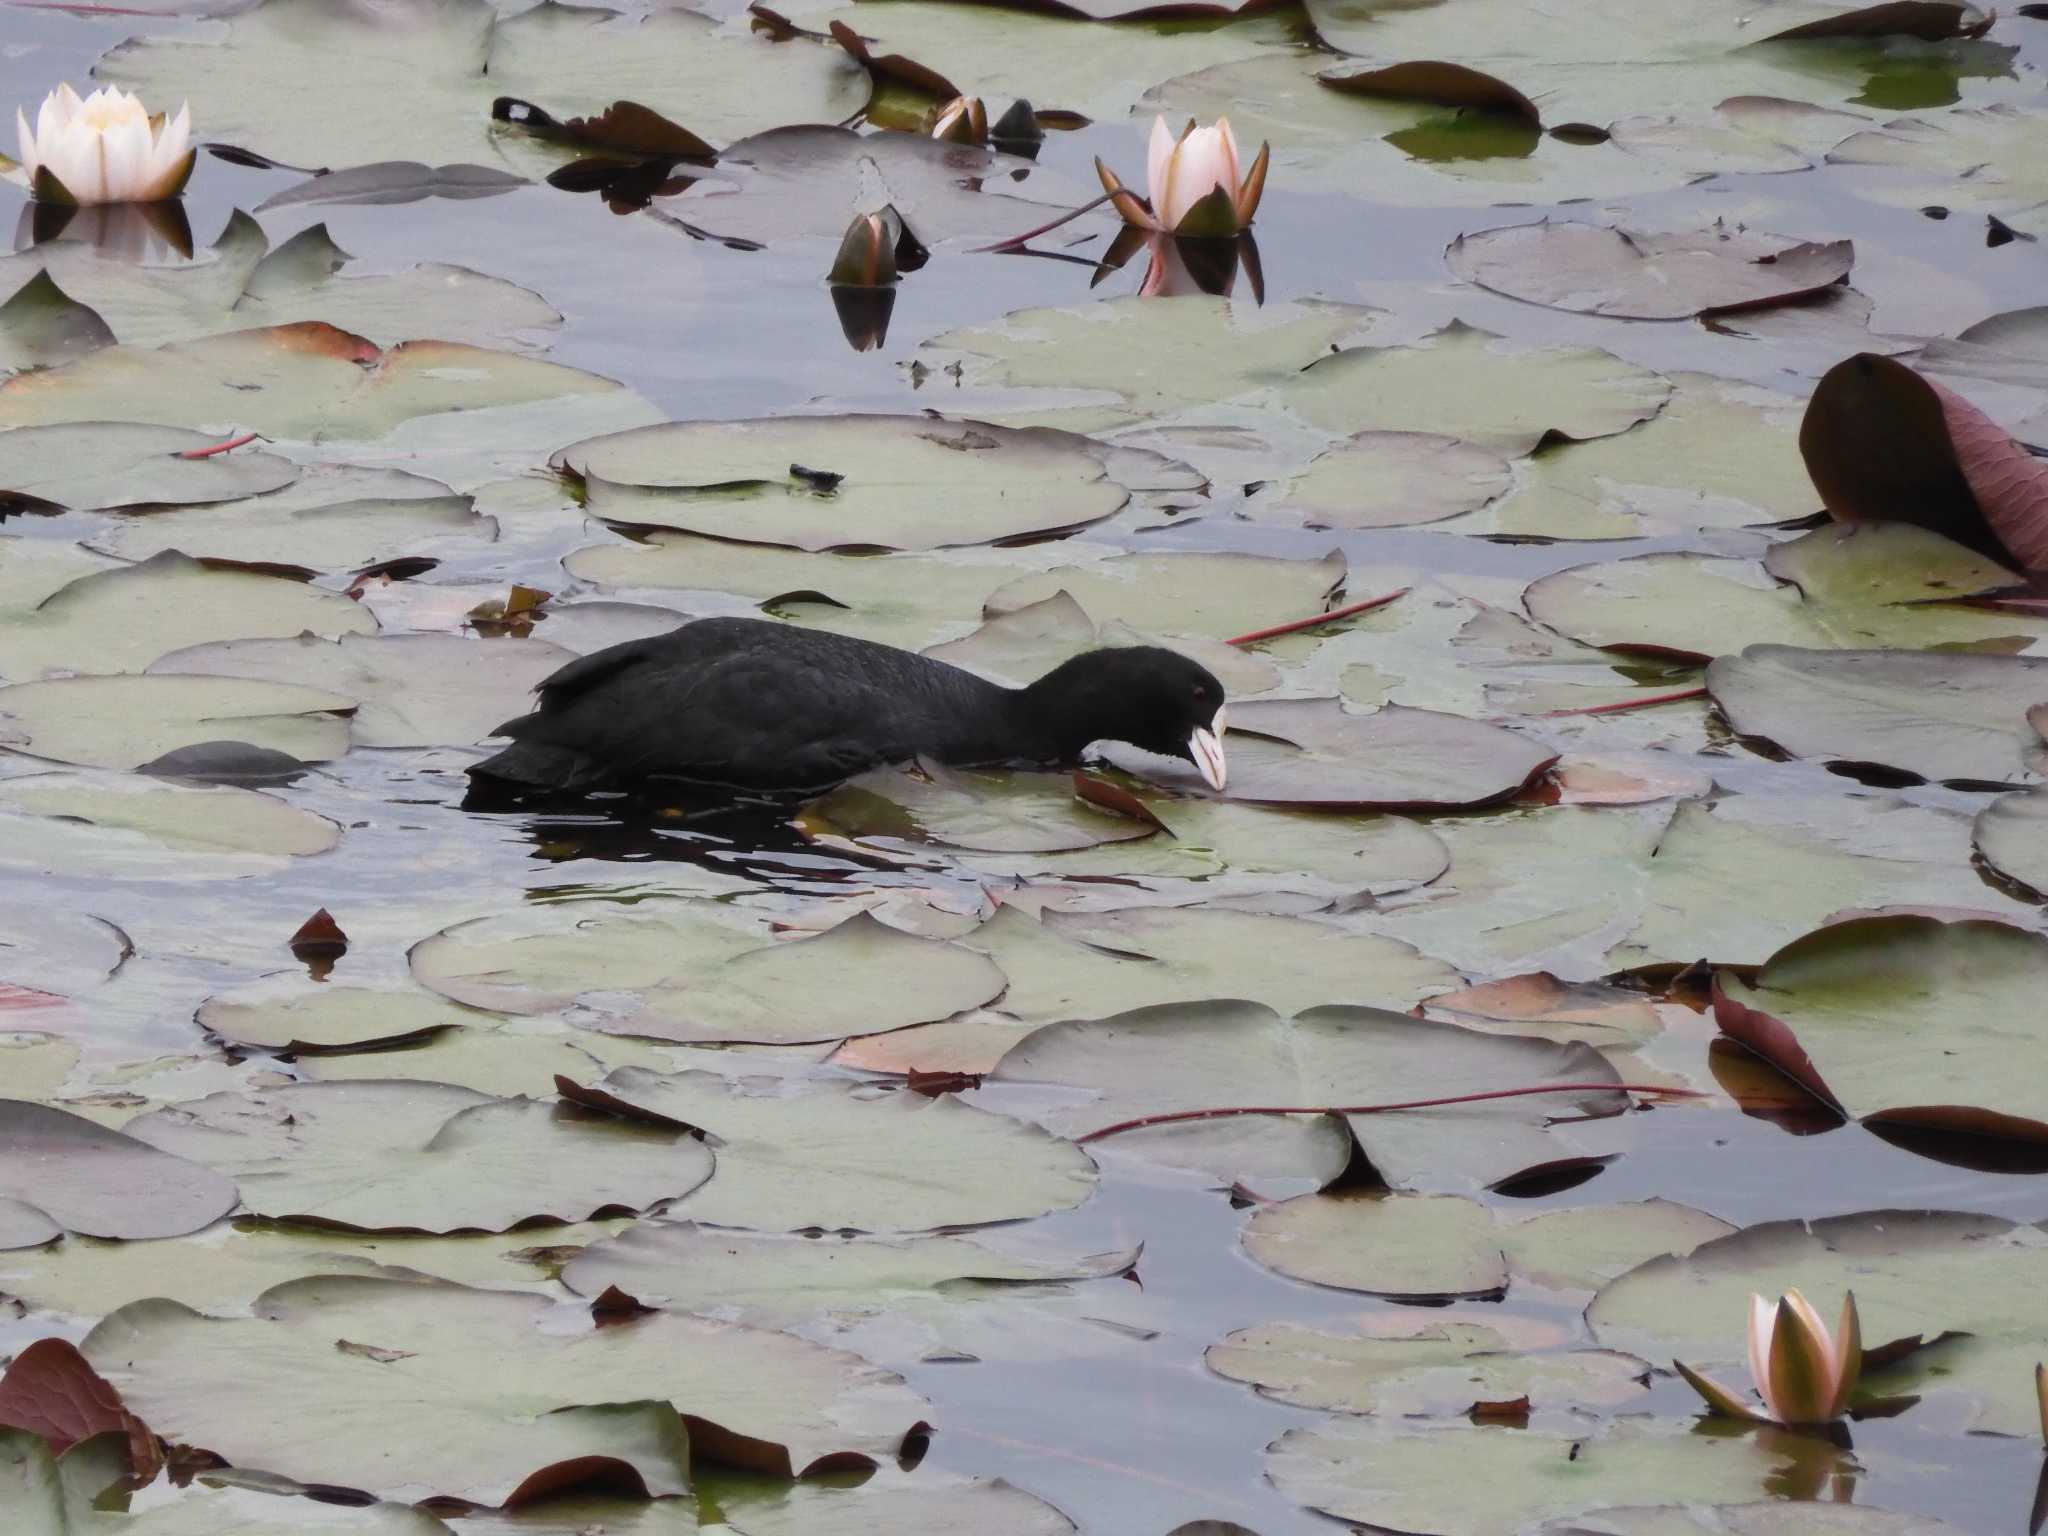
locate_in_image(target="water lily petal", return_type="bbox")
[1235,141,1270,226]
[1674,1358,1768,1422]
[1747,1294,1777,1416]
[1767,1291,1838,1424]
[15,106,37,177]
[102,108,152,202]
[1827,1290,1862,1419]
[1213,115,1241,194]
[1145,115,1175,216]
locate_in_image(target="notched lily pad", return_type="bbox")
[0,1100,238,1244]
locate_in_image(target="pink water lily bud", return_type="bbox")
[1095,115,1270,240]
[1675,1288,1863,1427]
[930,96,988,146]
[7,83,195,206]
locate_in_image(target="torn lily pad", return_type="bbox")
[557,416,1127,552]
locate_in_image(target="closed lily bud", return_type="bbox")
[828,211,896,288]
[930,95,988,146]
[1675,1288,1862,1427]
[7,83,195,205]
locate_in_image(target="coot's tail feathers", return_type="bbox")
[465,738,612,799]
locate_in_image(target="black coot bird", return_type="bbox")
[468,616,1229,798]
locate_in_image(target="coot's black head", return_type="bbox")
[1023,646,1229,789]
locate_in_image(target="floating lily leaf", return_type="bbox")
[0,902,129,997]
[101,0,866,173]
[0,271,114,372]
[255,161,529,211]
[1525,522,2046,661]
[1716,915,2048,1136]
[1210,1316,1650,1415]
[1590,1208,2048,1435]
[83,1272,928,1499]
[1240,1192,1732,1299]
[0,323,636,452]
[0,1101,237,1244]
[1253,431,1511,530]
[1299,0,2005,127]
[1,551,376,683]
[1274,322,1672,455]
[1828,104,2048,239]
[1974,782,2048,897]
[563,1066,1097,1231]
[1918,307,2048,443]
[806,763,1166,856]
[0,423,296,512]
[1265,1416,1897,1535]
[196,979,488,1055]
[1707,645,2048,785]
[925,591,1277,695]
[1536,1506,1963,1536]
[0,771,338,880]
[1606,94,1873,177]
[987,549,1349,641]
[150,633,574,750]
[1801,352,2048,573]
[714,1479,1076,1536]
[1124,697,1556,811]
[88,469,490,574]
[123,1080,711,1233]
[1446,223,1852,320]
[557,416,1126,552]
[0,674,354,770]
[994,1001,1624,1191]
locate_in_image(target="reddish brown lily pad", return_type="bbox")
[0,1338,160,1479]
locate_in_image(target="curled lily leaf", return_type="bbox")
[1677,1288,1862,1427]
[931,96,988,146]
[10,83,194,205]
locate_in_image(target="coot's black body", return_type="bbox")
[468,616,1228,797]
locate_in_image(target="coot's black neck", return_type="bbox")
[1003,654,1142,764]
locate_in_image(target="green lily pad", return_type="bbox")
[0,1101,238,1244]
[1273,322,1673,455]
[1589,1208,2048,1435]
[557,415,1127,551]
[100,0,866,173]
[1,551,376,683]
[1974,783,2048,897]
[1707,645,2048,785]
[994,1000,1624,1191]
[1538,1505,1964,1536]
[713,1479,1075,1536]
[1828,104,2048,237]
[1716,914,2048,1135]
[123,1080,713,1232]
[1252,431,1512,530]
[150,633,576,750]
[0,271,115,373]
[924,591,1278,695]
[0,674,354,770]
[196,979,490,1055]
[1446,224,1852,320]
[1210,1317,1650,1414]
[986,548,1350,641]
[1524,523,2047,661]
[0,423,297,512]
[82,1272,928,1499]
[0,771,339,879]
[563,1066,1098,1231]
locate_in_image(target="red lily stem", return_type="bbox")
[177,431,260,460]
[1076,1081,1705,1143]
[973,191,1119,254]
[1225,587,1411,647]
[1539,685,1709,718]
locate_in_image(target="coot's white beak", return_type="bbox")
[1190,706,1227,791]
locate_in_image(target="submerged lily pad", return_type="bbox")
[0,551,376,683]
[0,422,297,512]
[557,416,1127,551]
[0,675,355,770]
[0,1101,237,1244]
[150,633,575,750]
[1716,915,2048,1136]
[1707,645,2048,785]
[83,1272,927,1500]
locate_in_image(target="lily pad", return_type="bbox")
[1274,322,1673,455]
[1253,431,1512,530]
[1974,784,2048,897]
[1589,1208,2048,1435]
[0,674,355,770]
[986,549,1350,642]
[1210,1317,1650,1414]
[1715,915,2048,1136]
[196,980,489,1055]
[1,551,376,683]
[1707,645,2048,785]
[150,633,576,750]
[1445,223,1852,320]
[122,1080,712,1232]
[1524,522,2047,661]
[557,415,1127,551]
[994,1001,1625,1191]
[1828,104,2048,238]
[82,1272,928,1499]
[0,771,339,879]
[924,591,1277,695]
[713,1479,1076,1536]
[0,1101,237,1244]
[562,1066,1097,1231]
[100,0,866,173]
[0,423,297,512]
[0,271,114,372]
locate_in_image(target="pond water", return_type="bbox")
[2,3,2047,1534]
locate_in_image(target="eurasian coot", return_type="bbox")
[468,616,1228,797]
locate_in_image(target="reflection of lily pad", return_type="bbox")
[558,415,1127,551]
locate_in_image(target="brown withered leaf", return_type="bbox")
[0,1337,162,1480]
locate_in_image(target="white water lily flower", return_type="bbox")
[1675,1288,1863,1426]
[9,83,195,205]
[1097,114,1268,240]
